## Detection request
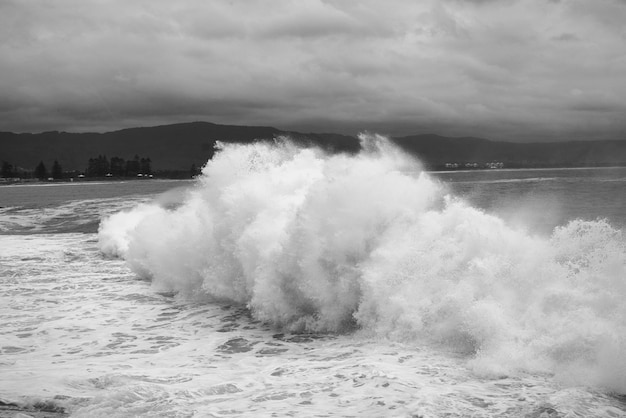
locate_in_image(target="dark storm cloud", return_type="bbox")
[0,0,625,140]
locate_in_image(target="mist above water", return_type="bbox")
[99,135,626,393]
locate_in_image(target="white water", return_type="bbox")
[98,135,626,397]
[2,136,625,416]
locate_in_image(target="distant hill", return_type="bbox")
[0,122,359,173]
[391,134,626,169]
[1,121,625,174]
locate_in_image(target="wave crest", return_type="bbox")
[98,134,626,392]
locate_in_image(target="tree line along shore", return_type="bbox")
[1,155,202,183]
[2,122,626,183]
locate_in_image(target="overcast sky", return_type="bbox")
[1,0,625,141]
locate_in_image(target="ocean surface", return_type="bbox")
[1,135,626,417]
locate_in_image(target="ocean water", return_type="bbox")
[1,135,626,417]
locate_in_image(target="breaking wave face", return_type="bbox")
[98,134,626,393]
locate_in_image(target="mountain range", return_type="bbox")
[1,121,625,173]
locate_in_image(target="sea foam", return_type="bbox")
[98,134,626,392]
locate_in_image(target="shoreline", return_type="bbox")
[427,165,626,174]
[0,177,194,187]
[3,165,626,186]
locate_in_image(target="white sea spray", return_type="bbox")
[98,134,626,392]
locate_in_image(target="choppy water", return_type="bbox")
[1,136,626,417]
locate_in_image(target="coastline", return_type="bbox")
[0,177,194,187]
[2,164,626,186]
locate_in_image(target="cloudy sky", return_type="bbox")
[1,0,625,141]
